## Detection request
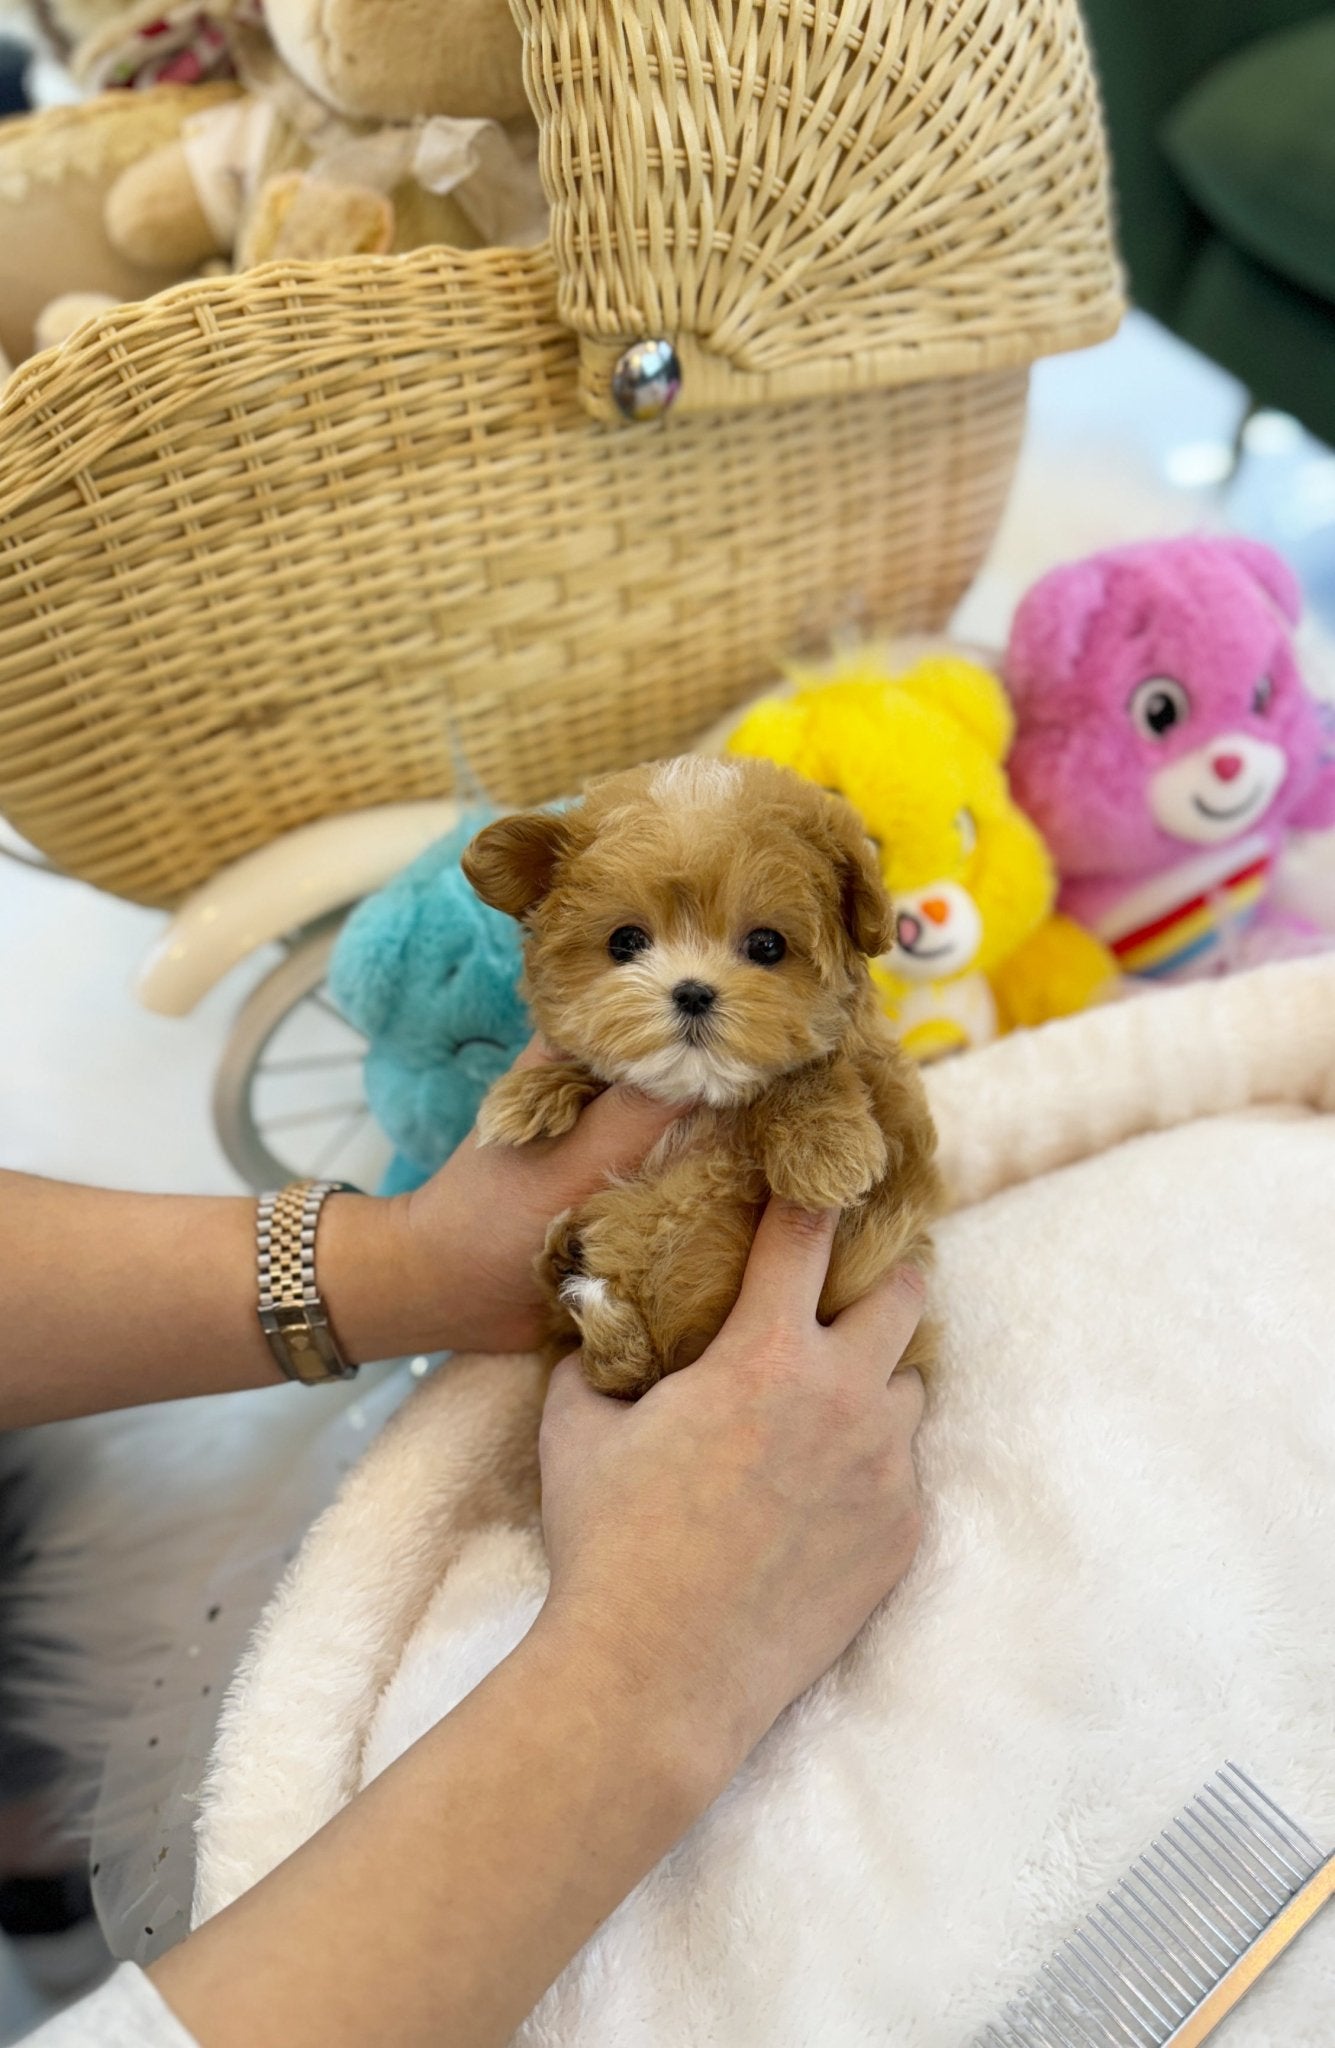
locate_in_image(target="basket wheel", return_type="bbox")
[212,913,392,1193]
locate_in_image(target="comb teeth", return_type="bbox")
[975,1764,1329,2047]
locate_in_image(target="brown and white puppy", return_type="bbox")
[462,756,941,1397]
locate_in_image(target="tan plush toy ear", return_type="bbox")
[461,812,571,921]
[104,139,226,268]
[265,0,530,124]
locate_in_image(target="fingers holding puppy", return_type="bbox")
[831,1263,931,1387]
[728,1200,840,1342]
[727,1198,928,1396]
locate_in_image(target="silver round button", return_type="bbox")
[611,338,682,422]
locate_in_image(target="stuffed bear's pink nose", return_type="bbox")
[896,912,923,949]
[1212,752,1244,782]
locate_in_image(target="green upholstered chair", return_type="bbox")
[1080,0,1335,446]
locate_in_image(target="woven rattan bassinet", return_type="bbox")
[0,0,1121,908]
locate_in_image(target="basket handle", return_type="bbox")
[516,0,1122,421]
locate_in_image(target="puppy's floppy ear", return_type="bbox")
[461,809,569,920]
[821,794,894,956]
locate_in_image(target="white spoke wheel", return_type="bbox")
[213,914,391,1192]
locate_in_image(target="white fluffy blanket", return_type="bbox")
[194,959,1335,2044]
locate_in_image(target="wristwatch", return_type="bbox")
[256,1178,361,1385]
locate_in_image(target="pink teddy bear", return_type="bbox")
[1005,536,1335,980]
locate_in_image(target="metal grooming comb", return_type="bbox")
[975,1762,1335,2046]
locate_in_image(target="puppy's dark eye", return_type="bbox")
[607,924,652,963]
[1253,674,1274,715]
[744,928,786,966]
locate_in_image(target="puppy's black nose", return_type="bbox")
[672,979,717,1018]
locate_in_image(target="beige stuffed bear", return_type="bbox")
[1,1,246,365]
[26,0,247,84]
[0,78,238,369]
[2,0,540,371]
[266,0,528,124]
[97,0,537,276]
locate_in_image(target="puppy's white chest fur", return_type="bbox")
[614,1040,763,1106]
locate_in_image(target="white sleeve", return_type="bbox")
[21,1964,200,2048]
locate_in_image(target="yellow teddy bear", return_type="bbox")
[725,651,1117,1059]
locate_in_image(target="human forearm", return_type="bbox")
[151,1606,738,2048]
[0,1172,436,1426]
[0,1058,681,1426]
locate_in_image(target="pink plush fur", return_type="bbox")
[1005,538,1335,973]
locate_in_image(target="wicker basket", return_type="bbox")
[0,0,1121,909]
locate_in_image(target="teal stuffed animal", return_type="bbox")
[329,813,529,1191]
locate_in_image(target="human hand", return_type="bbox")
[533,1202,926,1791]
[372,1043,681,1356]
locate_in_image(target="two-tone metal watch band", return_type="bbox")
[256,1178,360,1385]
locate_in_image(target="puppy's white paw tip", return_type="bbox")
[560,1273,610,1313]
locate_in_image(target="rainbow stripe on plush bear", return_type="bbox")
[1103,843,1272,978]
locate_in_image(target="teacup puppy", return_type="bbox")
[462,756,941,1397]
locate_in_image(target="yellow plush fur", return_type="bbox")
[726,654,1116,1059]
[463,757,942,1399]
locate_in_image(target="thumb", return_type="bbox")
[540,1353,623,1437]
[562,1080,681,1181]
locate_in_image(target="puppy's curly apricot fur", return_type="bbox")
[463,756,941,1397]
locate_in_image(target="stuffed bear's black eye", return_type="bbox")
[1129,676,1190,740]
[744,928,787,966]
[608,924,652,962]
[1253,674,1274,715]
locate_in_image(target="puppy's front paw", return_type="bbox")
[566,1276,660,1398]
[475,1064,600,1147]
[543,1215,660,1398]
[767,1117,889,1210]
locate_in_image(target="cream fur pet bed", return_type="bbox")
[194,957,1335,2043]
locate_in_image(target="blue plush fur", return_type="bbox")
[328,814,529,1188]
